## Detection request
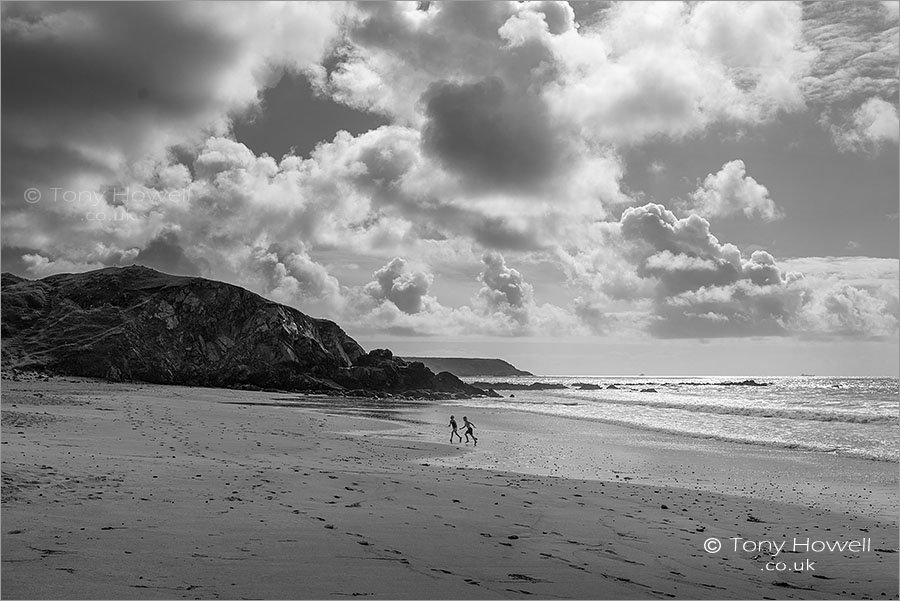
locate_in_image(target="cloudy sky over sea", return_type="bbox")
[2,1,898,375]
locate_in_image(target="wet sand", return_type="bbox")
[1,378,897,599]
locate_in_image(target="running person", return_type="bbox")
[462,416,477,446]
[448,415,462,443]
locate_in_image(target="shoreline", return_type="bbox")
[457,375,899,464]
[288,393,898,520]
[414,401,900,520]
[2,378,897,599]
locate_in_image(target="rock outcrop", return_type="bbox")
[1,266,482,396]
[469,381,568,390]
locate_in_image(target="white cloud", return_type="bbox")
[559,203,897,340]
[830,97,900,153]
[801,1,899,153]
[779,256,899,288]
[342,252,582,338]
[247,246,345,312]
[544,1,811,146]
[21,254,111,279]
[3,2,896,347]
[365,257,434,314]
[795,282,898,338]
[685,160,783,221]
[472,251,534,324]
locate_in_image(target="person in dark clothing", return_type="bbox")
[448,415,462,443]
[462,416,477,446]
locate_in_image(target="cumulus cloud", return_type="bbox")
[342,252,580,338]
[565,203,897,339]
[364,258,433,314]
[619,203,740,263]
[465,251,584,336]
[545,1,810,145]
[473,251,534,323]
[245,246,344,312]
[324,2,551,123]
[829,97,900,153]
[0,2,827,288]
[798,283,898,338]
[779,256,899,339]
[2,2,895,347]
[685,160,783,221]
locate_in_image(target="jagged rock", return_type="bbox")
[1,265,482,396]
[719,379,769,387]
[573,382,603,390]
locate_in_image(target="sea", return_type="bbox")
[451,376,899,463]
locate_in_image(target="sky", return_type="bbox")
[1,1,898,376]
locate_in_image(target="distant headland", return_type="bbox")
[401,357,533,377]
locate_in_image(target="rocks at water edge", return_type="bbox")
[469,381,569,390]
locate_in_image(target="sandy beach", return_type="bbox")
[2,377,897,599]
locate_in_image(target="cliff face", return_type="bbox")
[1,266,480,396]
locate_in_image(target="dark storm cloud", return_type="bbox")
[421,77,568,191]
[2,3,239,116]
[641,251,742,298]
[0,138,116,205]
[134,231,203,277]
[470,217,545,252]
[1,2,243,198]
[1,1,340,209]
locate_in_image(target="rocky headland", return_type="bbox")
[0,266,484,398]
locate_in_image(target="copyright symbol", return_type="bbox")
[703,538,721,553]
[24,188,41,203]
